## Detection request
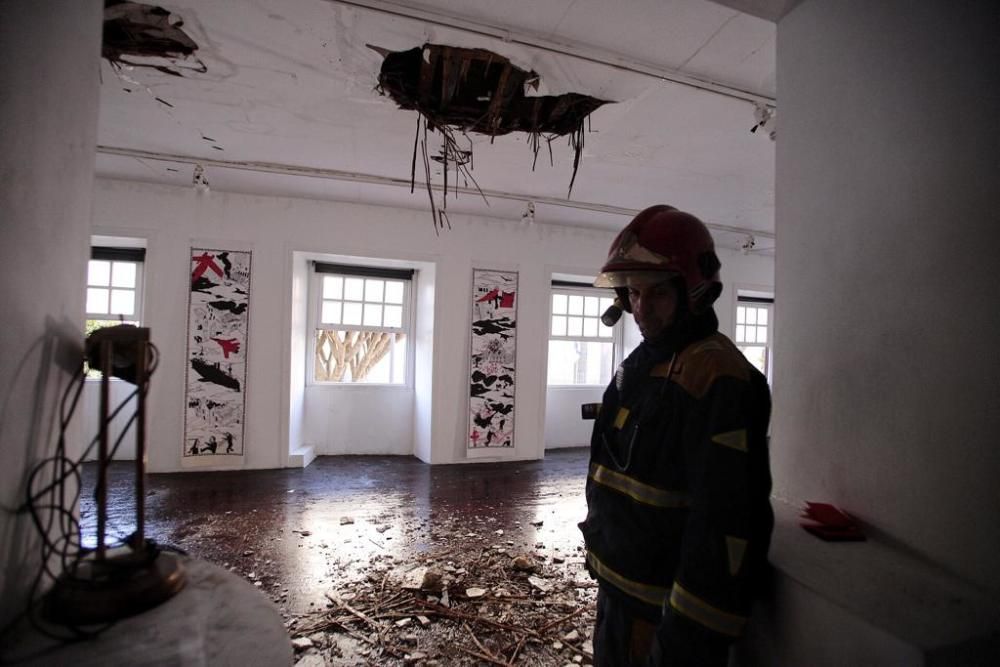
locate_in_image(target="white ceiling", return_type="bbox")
[95,0,781,251]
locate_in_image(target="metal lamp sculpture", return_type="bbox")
[45,325,185,625]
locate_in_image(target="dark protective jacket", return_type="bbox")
[579,310,772,662]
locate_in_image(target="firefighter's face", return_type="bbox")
[627,276,678,341]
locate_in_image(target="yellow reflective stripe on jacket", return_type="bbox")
[589,463,692,508]
[586,550,669,608]
[712,428,748,453]
[669,582,748,637]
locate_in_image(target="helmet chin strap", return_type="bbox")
[640,296,714,348]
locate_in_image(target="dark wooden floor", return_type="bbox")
[81,448,592,616]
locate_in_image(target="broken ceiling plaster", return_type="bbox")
[374,43,611,232]
[103,0,206,76]
[376,44,608,137]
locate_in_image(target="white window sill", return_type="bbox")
[307,382,411,390]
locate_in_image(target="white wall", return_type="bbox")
[0,0,102,628]
[775,0,1000,591]
[81,381,139,460]
[545,386,604,449]
[413,263,437,462]
[543,246,775,451]
[91,179,619,469]
[716,247,776,339]
[304,386,414,455]
[286,250,309,463]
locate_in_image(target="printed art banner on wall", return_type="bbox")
[468,269,518,450]
[183,248,251,459]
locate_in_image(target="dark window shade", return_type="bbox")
[313,262,414,280]
[91,246,146,262]
[737,296,774,305]
[551,280,598,289]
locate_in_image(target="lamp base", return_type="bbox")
[44,545,186,625]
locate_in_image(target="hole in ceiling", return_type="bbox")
[372,43,611,232]
[102,0,206,76]
[375,44,607,136]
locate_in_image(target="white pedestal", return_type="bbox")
[5,558,292,666]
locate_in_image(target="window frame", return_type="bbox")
[546,283,621,387]
[84,244,146,381]
[307,263,415,387]
[85,247,145,324]
[735,295,774,383]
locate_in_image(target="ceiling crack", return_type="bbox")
[676,11,741,72]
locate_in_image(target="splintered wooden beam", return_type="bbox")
[374,42,610,229]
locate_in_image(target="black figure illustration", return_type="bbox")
[201,435,218,454]
[216,251,232,278]
[224,432,235,454]
[188,439,200,455]
[191,358,241,391]
[208,300,248,315]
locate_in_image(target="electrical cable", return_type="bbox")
[0,339,161,653]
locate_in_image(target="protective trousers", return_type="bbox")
[593,587,656,666]
[593,587,730,667]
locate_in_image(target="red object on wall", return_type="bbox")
[476,289,515,308]
[800,502,866,541]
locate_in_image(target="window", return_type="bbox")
[311,263,413,384]
[736,296,773,381]
[85,245,145,378]
[547,285,617,385]
[86,246,145,336]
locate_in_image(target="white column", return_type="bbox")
[0,0,103,626]
[773,0,1000,590]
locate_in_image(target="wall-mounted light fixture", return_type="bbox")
[750,103,776,140]
[520,201,535,226]
[192,164,209,193]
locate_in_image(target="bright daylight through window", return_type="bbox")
[85,246,145,377]
[736,298,772,381]
[313,264,411,384]
[547,288,616,385]
[86,253,143,333]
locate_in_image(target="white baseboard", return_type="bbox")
[287,444,316,468]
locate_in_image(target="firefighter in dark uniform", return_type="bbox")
[580,205,773,666]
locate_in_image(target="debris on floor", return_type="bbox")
[80,450,596,665]
[287,535,596,666]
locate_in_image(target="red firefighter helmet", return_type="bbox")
[594,205,722,311]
